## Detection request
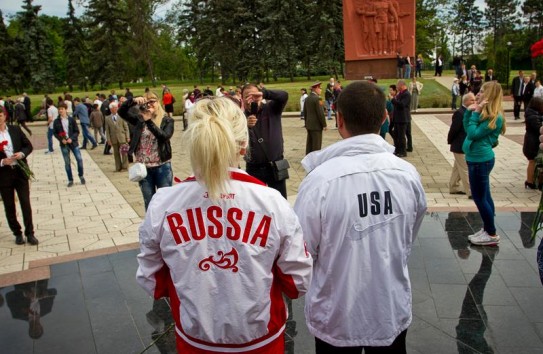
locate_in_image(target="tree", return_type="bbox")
[64,0,89,91]
[485,0,520,56]
[450,0,483,57]
[16,0,56,92]
[85,0,128,88]
[0,10,16,92]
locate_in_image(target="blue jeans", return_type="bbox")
[467,158,496,235]
[60,144,84,182]
[404,65,412,79]
[325,99,334,119]
[451,94,458,110]
[47,127,54,152]
[139,162,173,210]
[81,123,97,148]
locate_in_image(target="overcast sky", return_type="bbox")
[0,0,488,19]
[0,0,174,19]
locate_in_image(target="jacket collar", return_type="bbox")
[301,134,395,173]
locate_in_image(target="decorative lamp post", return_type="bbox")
[507,41,512,91]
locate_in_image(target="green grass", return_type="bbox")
[20,75,453,119]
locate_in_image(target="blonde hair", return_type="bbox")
[186,97,249,200]
[143,92,165,128]
[479,81,506,134]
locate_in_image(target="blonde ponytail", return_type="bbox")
[186,98,249,200]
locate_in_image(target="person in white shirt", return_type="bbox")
[300,88,308,119]
[294,80,427,353]
[137,97,312,353]
[533,80,543,98]
[45,98,58,154]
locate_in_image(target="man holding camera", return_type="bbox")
[242,84,289,199]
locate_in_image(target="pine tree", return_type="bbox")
[485,0,520,55]
[64,0,89,91]
[0,10,15,92]
[85,0,128,88]
[17,0,56,92]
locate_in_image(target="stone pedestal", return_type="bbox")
[343,0,416,80]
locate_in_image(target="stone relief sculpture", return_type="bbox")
[355,0,410,56]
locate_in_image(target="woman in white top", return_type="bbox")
[184,91,195,118]
[534,80,543,98]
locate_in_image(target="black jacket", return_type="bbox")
[118,98,174,163]
[523,107,542,160]
[53,116,80,148]
[0,125,33,186]
[447,106,467,154]
[391,89,411,124]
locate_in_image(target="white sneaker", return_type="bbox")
[468,229,484,240]
[469,231,500,246]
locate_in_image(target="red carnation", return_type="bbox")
[0,140,7,152]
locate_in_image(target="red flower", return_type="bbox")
[58,132,67,138]
[0,140,7,152]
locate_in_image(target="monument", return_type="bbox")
[343,0,416,79]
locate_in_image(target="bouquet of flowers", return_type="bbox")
[58,131,67,143]
[1,140,35,181]
[120,143,130,156]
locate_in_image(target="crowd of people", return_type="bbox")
[2,69,541,352]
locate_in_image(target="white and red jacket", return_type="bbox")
[136,169,312,353]
[294,134,427,347]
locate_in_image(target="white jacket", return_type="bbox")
[294,134,427,347]
[137,169,312,352]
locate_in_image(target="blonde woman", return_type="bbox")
[136,97,312,353]
[409,77,423,112]
[118,92,174,210]
[463,81,506,246]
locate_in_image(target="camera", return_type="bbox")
[139,103,150,112]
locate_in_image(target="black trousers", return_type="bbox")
[315,329,407,354]
[246,163,287,199]
[306,129,323,155]
[0,172,34,237]
[513,96,522,118]
[406,121,412,151]
[393,123,407,155]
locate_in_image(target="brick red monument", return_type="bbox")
[343,0,416,79]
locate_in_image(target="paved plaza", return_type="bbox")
[0,77,542,353]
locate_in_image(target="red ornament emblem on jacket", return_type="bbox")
[199,247,239,272]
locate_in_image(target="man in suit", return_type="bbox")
[104,101,130,171]
[303,82,327,154]
[448,93,475,199]
[522,75,535,112]
[391,80,411,157]
[484,69,495,82]
[53,102,86,187]
[0,108,38,245]
[512,70,525,120]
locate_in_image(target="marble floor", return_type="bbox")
[0,211,542,354]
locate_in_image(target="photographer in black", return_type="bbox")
[242,84,289,198]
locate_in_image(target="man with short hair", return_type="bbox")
[0,108,38,245]
[391,80,411,157]
[73,97,97,150]
[304,82,327,154]
[104,101,129,172]
[53,103,85,187]
[448,93,474,198]
[484,69,495,82]
[295,80,426,353]
[512,70,525,120]
[45,98,57,154]
[325,78,335,120]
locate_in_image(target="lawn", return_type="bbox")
[17,75,453,119]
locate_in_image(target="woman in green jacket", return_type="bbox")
[463,81,506,246]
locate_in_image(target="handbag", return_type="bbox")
[128,163,147,182]
[252,130,290,182]
[271,159,290,181]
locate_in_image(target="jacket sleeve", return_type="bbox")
[20,128,33,157]
[447,110,462,144]
[263,89,288,115]
[136,200,169,299]
[118,98,141,126]
[274,206,313,299]
[294,180,322,260]
[526,113,542,134]
[145,116,174,143]
[317,98,326,128]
